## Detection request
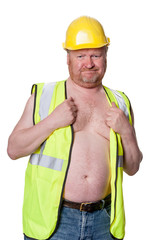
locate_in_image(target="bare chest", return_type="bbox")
[73,95,110,140]
[64,86,111,202]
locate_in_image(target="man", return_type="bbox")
[7,16,142,240]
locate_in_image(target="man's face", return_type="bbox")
[67,47,107,88]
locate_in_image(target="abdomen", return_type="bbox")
[64,131,111,202]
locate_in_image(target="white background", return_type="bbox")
[0,0,160,239]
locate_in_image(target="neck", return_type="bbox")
[67,77,103,96]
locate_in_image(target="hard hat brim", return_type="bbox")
[63,38,110,50]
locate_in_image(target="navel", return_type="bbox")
[82,175,88,180]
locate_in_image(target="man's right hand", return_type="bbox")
[7,94,78,160]
[51,96,78,129]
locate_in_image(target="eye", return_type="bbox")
[92,55,100,58]
[77,55,84,59]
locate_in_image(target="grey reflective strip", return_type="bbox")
[109,89,129,119]
[31,82,64,171]
[118,155,123,167]
[38,83,57,169]
[30,153,64,171]
[39,82,57,120]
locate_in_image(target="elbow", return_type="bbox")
[125,164,140,176]
[7,145,18,160]
[125,151,143,176]
[7,138,18,160]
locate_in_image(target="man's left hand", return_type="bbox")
[105,102,132,136]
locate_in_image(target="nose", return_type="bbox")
[84,56,95,69]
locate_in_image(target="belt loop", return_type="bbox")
[101,200,105,209]
[80,203,84,211]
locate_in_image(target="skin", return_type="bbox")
[67,47,107,89]
[66,47,142,176]
[7,46,142,202]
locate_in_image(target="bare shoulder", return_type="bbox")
[13,93,35,132]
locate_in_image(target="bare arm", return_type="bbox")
[105,103,143,176]
[120,108,143,175]
[7,94,77,160]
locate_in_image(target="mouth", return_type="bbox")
[82,68,98,72]
[81,70,98,74]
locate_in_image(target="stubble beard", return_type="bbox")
[68,62,107,88]
[82,74,98,83]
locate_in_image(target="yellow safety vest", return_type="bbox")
[23,80,132,240]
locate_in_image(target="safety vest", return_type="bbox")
[23,80,132,240]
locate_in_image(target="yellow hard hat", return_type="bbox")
[63,16,110,50]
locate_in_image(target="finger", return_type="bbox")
[73,111,77,117]
[68,97,77,107]
[111,102,117,108]
[68,96,74,102]
[72,105,78,112]
[70,101,78,111]
[105,119,112,128]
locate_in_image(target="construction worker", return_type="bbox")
[7,16,142,240]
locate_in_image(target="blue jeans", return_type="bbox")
[24,201,113,240]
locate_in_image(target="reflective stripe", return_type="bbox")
[30,153,64,171]
[109,89,129,119]
[39,82,57,120]
[118,155,123,167]
[37,83,59,170]
[31,82,64,171]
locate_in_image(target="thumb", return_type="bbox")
[111,102,117,108]
[68,96,74,101]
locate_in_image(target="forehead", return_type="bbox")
[69,47,106,56]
